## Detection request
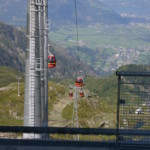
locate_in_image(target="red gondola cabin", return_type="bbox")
[48,55,56,68]
[79,91,84,97]
[75,77,84,87]
[69,91,73,99]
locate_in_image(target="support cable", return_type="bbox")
[74,0,80,64]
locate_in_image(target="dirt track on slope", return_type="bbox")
[48,97,72,127]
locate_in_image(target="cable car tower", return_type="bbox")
[23,0,49,139]
[71,0,85,140]
[72,85,79,140]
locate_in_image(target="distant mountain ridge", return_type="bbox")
[99,0,150,15]
[1,0,150,26]
[99,0,150,23]
[48,0,128,26]
[0,0,128,26]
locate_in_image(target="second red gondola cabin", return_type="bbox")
[69,92,73,99]
[79,91,84,97]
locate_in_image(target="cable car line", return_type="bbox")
[74,0,84,87]
[74,0,80,62]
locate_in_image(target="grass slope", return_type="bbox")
[0,67,67,126]
[61,64,150,129]
[0,67,117,130]
[0,66,23,88]
[0,82,24,126]
[1,65,147,128]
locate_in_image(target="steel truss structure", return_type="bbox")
[24,0,49,139]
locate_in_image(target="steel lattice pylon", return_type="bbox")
[72,86,79,140]
[23,0,49,139]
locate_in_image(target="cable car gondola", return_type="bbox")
[69,91,73,99]
[75,77,84,87]
[79,90,84,98]
[48,55,56,68]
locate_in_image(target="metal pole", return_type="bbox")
[18,79,20,96]
[116,75,121,147]
[38,0,44,128]
[17,78,21,96]
[34,0,42,139]
[43,0,49,139]
[72,86,79,140]
[23,0,30,139]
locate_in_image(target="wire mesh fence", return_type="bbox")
[116,71,150,146]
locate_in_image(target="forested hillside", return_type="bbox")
[0,22,97,77]
[0,22,26,71]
